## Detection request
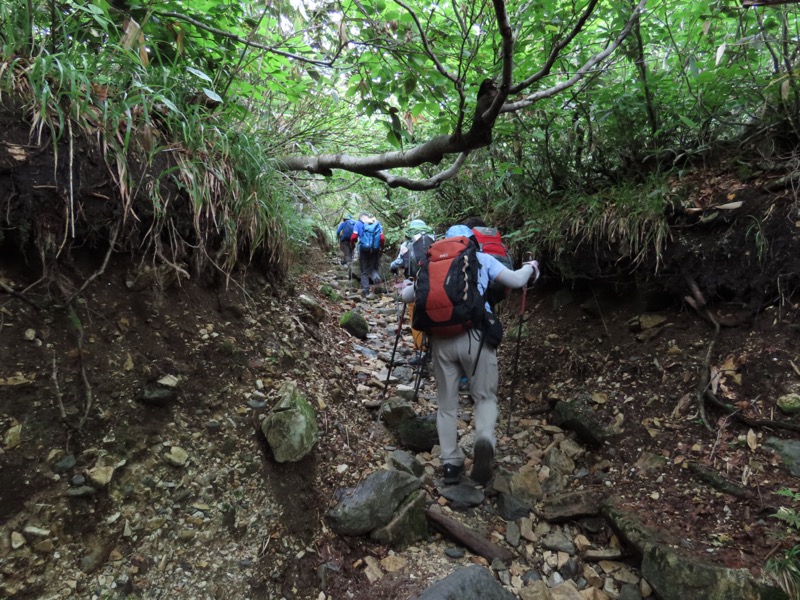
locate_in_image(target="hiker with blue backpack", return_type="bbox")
[336,216,357,266]
[350,213,385,298]
[399,224,540,486]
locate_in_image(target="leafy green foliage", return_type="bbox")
[2,0,799,277]
[767,489,800,598]
[0,0,370,276]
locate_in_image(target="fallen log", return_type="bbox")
[426,505,515,564]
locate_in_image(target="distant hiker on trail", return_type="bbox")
[465,216,514,311]
[336,215,357,266]
[400,224,540,486]
[350,213,385,298]
[391,219,435,353]
[390,219,435,278]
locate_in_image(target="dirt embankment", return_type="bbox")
[2,100,800,598]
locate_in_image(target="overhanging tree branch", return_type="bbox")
[371,152,470,189]
[278,133,481,177]
[503,0,646,111]
[394,0,459,86]
[155,11,343,67]
[277,0,646,191]
[509,0,602,95]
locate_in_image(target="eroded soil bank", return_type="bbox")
[2,115,800,598]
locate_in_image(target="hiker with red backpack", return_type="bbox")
[350,213,385,298]
[465,217,514,311]
[399,224,540,486]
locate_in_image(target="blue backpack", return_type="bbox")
[360,221,382,252]
[339,219,356,241]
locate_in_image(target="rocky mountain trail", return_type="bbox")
[0,231,798,599]
[312,258,796,600]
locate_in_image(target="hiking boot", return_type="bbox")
[361,290,372,299]
[471,439,494,485]
[443,463,464,485]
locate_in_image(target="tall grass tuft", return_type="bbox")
[0,0,303,284]
[504,179,673,273]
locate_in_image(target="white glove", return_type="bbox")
[524,260,540,283]
[395,279,413,291]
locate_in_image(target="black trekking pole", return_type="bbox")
[381,302,406,401]
[348,246,355,292]
[347,256,353,292]
[506,254,534,436]
[412,336,430,403]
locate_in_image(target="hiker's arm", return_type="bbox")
[494,263,536,289]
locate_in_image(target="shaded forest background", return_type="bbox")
[1,0,800,594]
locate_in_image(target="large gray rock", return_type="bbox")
[136,386,178,407]
[261,381,319,462]
[388,449,425,477]
[642,544,788,600]
[764,437,800,476]
[603,500,788,600]
[552,396,609,449]
[496,493,530,521]
[440,484,484,509]
[380,397,416,427]
[397,414,438,452]
[326,469,420,536]
[370,489,429,548]
[298,293,326,321]
[411,564,516,600]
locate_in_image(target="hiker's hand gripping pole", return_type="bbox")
[506,252,536,436]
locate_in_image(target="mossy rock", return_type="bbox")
[340,310,369,339]
[319,284,342,302]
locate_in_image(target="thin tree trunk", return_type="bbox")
[632,20,659,146]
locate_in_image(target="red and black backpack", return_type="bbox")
[471,226,513,306]
[411,236,486,337]
[471,226,512,269]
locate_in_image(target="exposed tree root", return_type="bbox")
[59,223,120,308]
[704,390,800,435]
[50,353,68,423]
[0,278,43,310]
[55,278,96,431]
[683,273,718,433]
[682,273,790,439]
[74,315,95,430]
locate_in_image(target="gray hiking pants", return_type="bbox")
[339,240,353,265]
[431,329,498,467]
[359,249,382,293]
